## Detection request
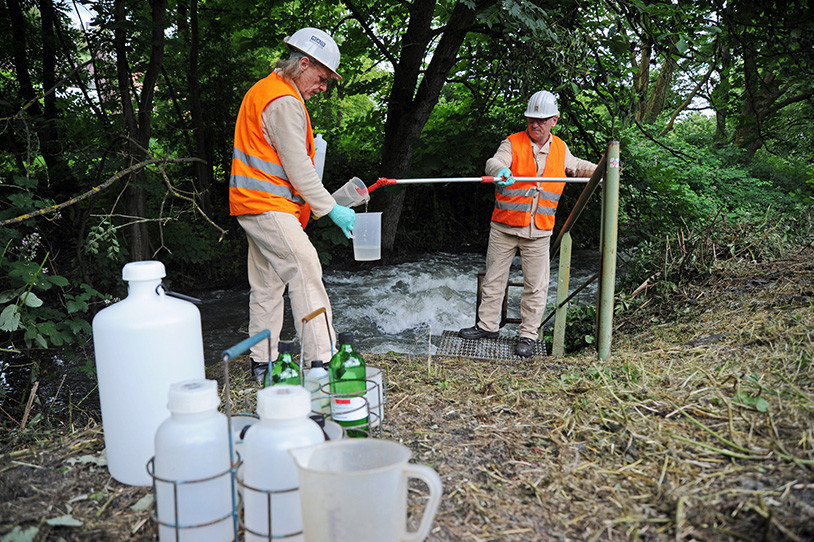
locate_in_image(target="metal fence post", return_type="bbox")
[597,141,621,360]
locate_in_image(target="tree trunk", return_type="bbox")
[632,42,651,124]
[642,50,676,124]
[182,0,213,217]
[733,53,775,158]
[712,41,731,143]
[373,0,493,256]
[190,0,212,215]
[7,0,78,200]
[114,0,167,261]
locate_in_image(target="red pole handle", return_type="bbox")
[366,177,396,194]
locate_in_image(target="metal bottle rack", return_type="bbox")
[148,306,385,540]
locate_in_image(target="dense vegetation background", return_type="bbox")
[1,0,812,356]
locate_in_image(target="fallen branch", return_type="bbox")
[155,161,228,242]
[0,157,204,227]
[20,381,39,430]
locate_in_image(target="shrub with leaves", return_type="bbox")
[0,240,108,351]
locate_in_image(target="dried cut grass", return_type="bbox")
[0,247,811,541]
[372,247,814,541]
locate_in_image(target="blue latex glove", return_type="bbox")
[494,167,515,187]
[328,204,355,239]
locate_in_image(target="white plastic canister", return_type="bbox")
[92,261,205,485]
[154,380,234,541]
[314,133,327,181]
[242,385,325,542]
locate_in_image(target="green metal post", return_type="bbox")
[597,141,620,360]
[552,232,572,357]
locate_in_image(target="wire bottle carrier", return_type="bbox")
[147,307,385,540]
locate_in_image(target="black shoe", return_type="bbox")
[515,337,535,358]
[458,324,499,340]
[251,362,268,384]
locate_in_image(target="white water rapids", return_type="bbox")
[198,250,600,360]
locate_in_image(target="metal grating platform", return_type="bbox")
[436,330,547,360]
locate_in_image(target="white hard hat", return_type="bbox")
[284,27,342,80]
[524,90,559,118]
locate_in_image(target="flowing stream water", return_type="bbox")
[0,250,602,414]
[198,250,601,360]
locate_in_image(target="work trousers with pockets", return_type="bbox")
[477,225,551,340]
[237,211,336,365]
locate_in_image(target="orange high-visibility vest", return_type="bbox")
[229,72,313,227]
[491,131,566,231]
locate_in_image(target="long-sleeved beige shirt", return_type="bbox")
[260,81,336,218]
[485,132,596,239]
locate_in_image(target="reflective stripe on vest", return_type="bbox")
[491,131,566,230]
[229,72,314,221]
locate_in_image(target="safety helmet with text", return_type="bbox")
[524,90,559,118]
[284,27,342,80]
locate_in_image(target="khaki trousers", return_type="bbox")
[237,211,336,365]
[477,226,551,339]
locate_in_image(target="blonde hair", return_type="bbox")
[275,51,309,82]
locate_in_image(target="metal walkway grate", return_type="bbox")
[436,330,547,360]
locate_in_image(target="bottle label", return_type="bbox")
[331,396,368,422]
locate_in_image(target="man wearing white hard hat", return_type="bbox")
[459,90,597,357]
[229,27,354,382]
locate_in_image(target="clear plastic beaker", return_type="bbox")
[352,212,382,261]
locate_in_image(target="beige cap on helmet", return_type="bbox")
[525,90,559,118]
[284,27,342,80]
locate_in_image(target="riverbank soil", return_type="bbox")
[1,247,812,541]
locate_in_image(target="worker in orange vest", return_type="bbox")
[229,28,355,382]
[459,90,597,357]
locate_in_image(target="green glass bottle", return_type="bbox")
[329,332,368,437]
[263,341,301,387]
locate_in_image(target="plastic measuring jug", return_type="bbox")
[352,212,382,261]
[289,439,442,542]
[331,177,369,208]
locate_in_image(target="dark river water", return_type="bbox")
[196,250,601,361]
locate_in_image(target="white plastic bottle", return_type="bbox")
[304,360,330,414]
[153,380,234,542]
[313,133,327,181]
[242,385,325,541]
[92,260,205,485]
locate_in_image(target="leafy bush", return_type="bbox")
[0,239,108,351]
[542,302,597,354]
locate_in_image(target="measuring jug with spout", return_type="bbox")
[289,439,442,542]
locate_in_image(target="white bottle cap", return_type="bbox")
[167,379,219,414]
[122,260,166,282]
[257,385,311,420]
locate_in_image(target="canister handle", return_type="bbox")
[156,283,202,305]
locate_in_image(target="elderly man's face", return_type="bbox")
[526,115,558,145]
[295,57,333,101]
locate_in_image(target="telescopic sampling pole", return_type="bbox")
[366,176,591,193]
